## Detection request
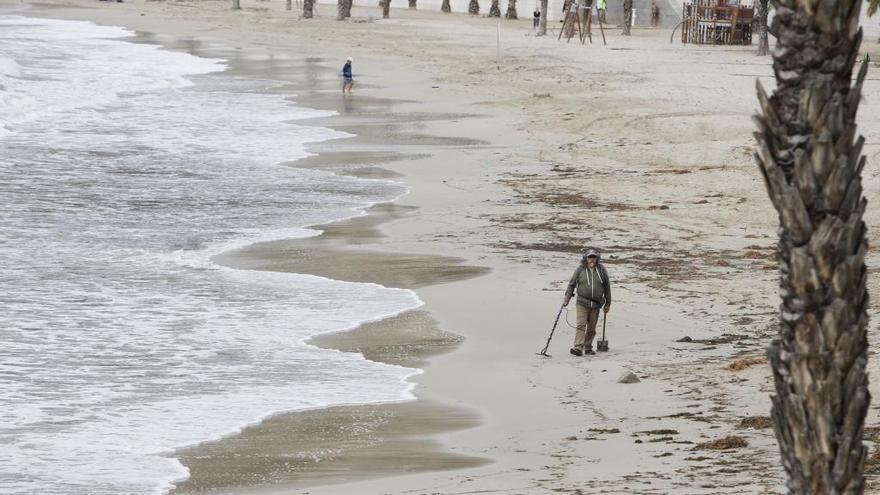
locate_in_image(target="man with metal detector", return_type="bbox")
[563,248,611,356]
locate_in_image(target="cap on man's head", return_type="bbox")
[582,248,600,260]
[347,57,353,62]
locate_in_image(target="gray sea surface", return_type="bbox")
[0,13,422,495]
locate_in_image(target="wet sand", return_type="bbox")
[146,35,494,493]
[213,203,489,289]
[173,399,485,494]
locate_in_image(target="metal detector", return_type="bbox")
[596,311,609,352]
[537,304,565,357]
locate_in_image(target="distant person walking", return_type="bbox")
[563,248,611,356]
[650,0,659,26]
[533,7,541,28]
[597,0,606,23]
[622,0,633,34]
[342,57,353,94]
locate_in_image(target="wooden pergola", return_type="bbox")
[680,0,754,45]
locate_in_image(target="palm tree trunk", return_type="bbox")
[489,0,500,15]
[409,0,416,8]
[337,0,346,19]
[344,0,352,16]
[537,0,547,34]
[754,0,870,490]
[563,0,576,38]
[505,0,517,18]
[286,0,291,10]
[381,0,390,17]
[755,0,769,56]
[468,0,479,14]
[232,0,241,9]
[303,0,314,17]
[441,0,451,11]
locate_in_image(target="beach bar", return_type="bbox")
[680,0,754,45]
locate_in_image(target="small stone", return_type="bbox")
[677,336,693,342]
[618,371,641,384]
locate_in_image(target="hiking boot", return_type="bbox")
[569,347,583,357]
[584,347,596,355]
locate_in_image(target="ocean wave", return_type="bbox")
[0,13,419,495]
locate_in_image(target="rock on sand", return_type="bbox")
[618,371,641,384]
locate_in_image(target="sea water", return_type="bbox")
[0,13,422,495]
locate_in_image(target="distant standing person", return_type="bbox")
[622,0,633,34]
[650,0,659,26]
[533,7,541,28]
[563,248,611,356]
[597,0,606,23]
[342,57,353,94]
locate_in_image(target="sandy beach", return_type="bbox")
[19,0,880,493]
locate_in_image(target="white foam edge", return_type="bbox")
[82,27,421,493]
[152,297,425,495]
[152,186,422,494]
[172,186,410,267]
[157,385,425,495]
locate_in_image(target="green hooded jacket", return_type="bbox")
[565,262,611,309]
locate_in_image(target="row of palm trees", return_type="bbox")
[280,0,526,20]
[295,0,554,31]
[231,0,553,36]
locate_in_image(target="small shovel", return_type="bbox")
[596,311,609,352]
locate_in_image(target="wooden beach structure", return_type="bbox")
[679,0,754,45]
[557,0,606,46]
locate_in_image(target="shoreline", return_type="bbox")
[165,22,497,493]
[180,112,497,491]
[17,5,502,492]
[17,1,880,493]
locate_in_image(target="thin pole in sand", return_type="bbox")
[496,20,501,69]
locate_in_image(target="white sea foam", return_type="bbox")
[0,16,221,136]
[0,15,420,495]
[0,54,20,76]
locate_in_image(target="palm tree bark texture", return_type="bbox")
[303,0,314,17]
[756,0,769,56]
[754,0,870,490]
[489,0,501,16]
[563,0,577,38]
[505,0,517,18]
[441,0,451,12]
[469,0,480,14]
[381,0,390,17]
